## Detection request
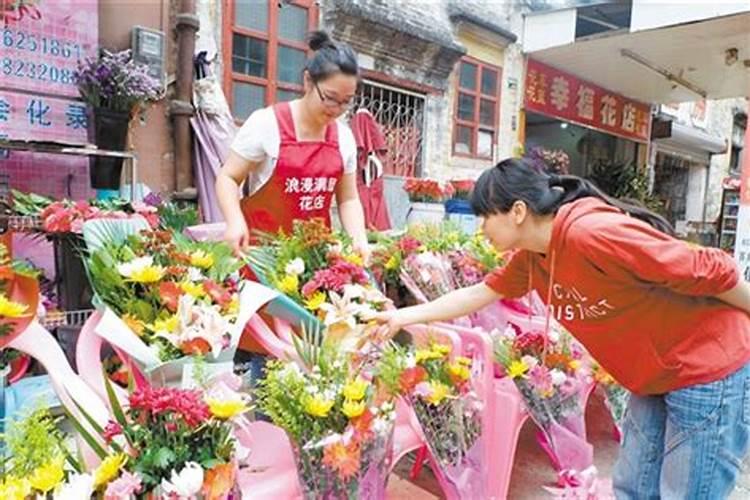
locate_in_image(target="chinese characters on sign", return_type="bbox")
[525,59,652,143]
[0,92,88,142]
[1,0,97,143]
[284,176,338,212]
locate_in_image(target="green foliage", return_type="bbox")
[2,407,66,476]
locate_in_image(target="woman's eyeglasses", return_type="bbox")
[314,82,353,109]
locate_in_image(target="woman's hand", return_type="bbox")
[353,240,372,267]
[370,308,409,339]
[224,219,250,258]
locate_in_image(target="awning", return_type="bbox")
[523,8,750,104]
[654,122,727,163]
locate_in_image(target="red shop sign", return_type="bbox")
[525,59,652,143]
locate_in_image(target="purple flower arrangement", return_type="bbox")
[74,49,162,114]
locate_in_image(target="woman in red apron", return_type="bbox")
[216,30,367,257]
[215,31,369,382]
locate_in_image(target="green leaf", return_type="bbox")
[62,407,108,460]
[153,447,176,469]
[103,368,129,428]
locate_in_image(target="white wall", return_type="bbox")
[522,8,576,52]
[631,1,750,32]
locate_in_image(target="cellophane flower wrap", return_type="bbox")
[256,333,397,500]
[494,324,594,472]
[380,340,486,498]
[85,228,245,380]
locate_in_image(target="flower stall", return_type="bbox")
[1,191,627,499]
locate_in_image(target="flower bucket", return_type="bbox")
[88,107,130,189]
[0,364,9,436]
[445,199,478,234]
[406,202,445,227]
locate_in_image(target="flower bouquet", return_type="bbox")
[494,325,593,472]
[74,48,162,189]
[256,329,397,499]
[592,362,630,439]
[66,372,249,499]
[0,406,89,500]
[84,226,256,386]
[379,340,485,498]
[0,243,39,348]
[247,218,388,345]
[370,234,424,308]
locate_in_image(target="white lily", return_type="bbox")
[161,462,204,498]
[550,369,568,386]
[117,255,155,278]
[319,290,366,331]
[53,473,94,500]
[285,257,305,276]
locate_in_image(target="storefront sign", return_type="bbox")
[1,0,97,143]
[0,90,88,143]
[524,59,652,143]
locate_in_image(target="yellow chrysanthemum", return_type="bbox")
[447,361,471,381]
[425,381,451,406]
[0,294,29,318]
[180,281,205,298]
[0,476,31,500]
[189,250,215,269]
[342,377,369,401]
[343,253,364,267]
[152,315,179,334]
[342,399,366,419]
[94,453,128,488]
[29,456,65,493]
[304,291,327,311]
[304,395,335,418]
[384,255,399,271]
[122,313,146,336]
[415,349,442,364]
[207,397,249,420]
[129,265,165,284]
[432,343,452,356]
[507,359,529,379]
[226,295,240,315]
[568,360,582,372]
[277,275,299,295]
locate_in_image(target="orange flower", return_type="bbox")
[351,408,375,442]
[202,463,236,500]
[545,353,572,371]
[180,338,212,356]
[323,441,361,481]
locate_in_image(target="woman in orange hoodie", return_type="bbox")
[375,158,750,499]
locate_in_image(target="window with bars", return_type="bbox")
[350,82,425,178]
[225,0,317,120]
[453,57,501,159]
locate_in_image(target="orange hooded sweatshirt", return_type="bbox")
[485,197,750,395]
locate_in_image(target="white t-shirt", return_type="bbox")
[230,105,358,196]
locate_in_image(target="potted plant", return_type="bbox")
[403,178,454,226]
[525,147,571,175]
[74,49,162,190]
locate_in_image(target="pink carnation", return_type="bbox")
[104,471,142,499]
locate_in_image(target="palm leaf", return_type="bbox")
[244,246,279,287]
[292,320,324,369]
[82,217,149,254]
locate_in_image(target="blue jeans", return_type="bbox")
[613,362,750,499]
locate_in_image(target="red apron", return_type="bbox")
[240,102,344,235]
[239,102,344,352]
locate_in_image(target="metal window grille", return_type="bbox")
[349,80,426,178]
